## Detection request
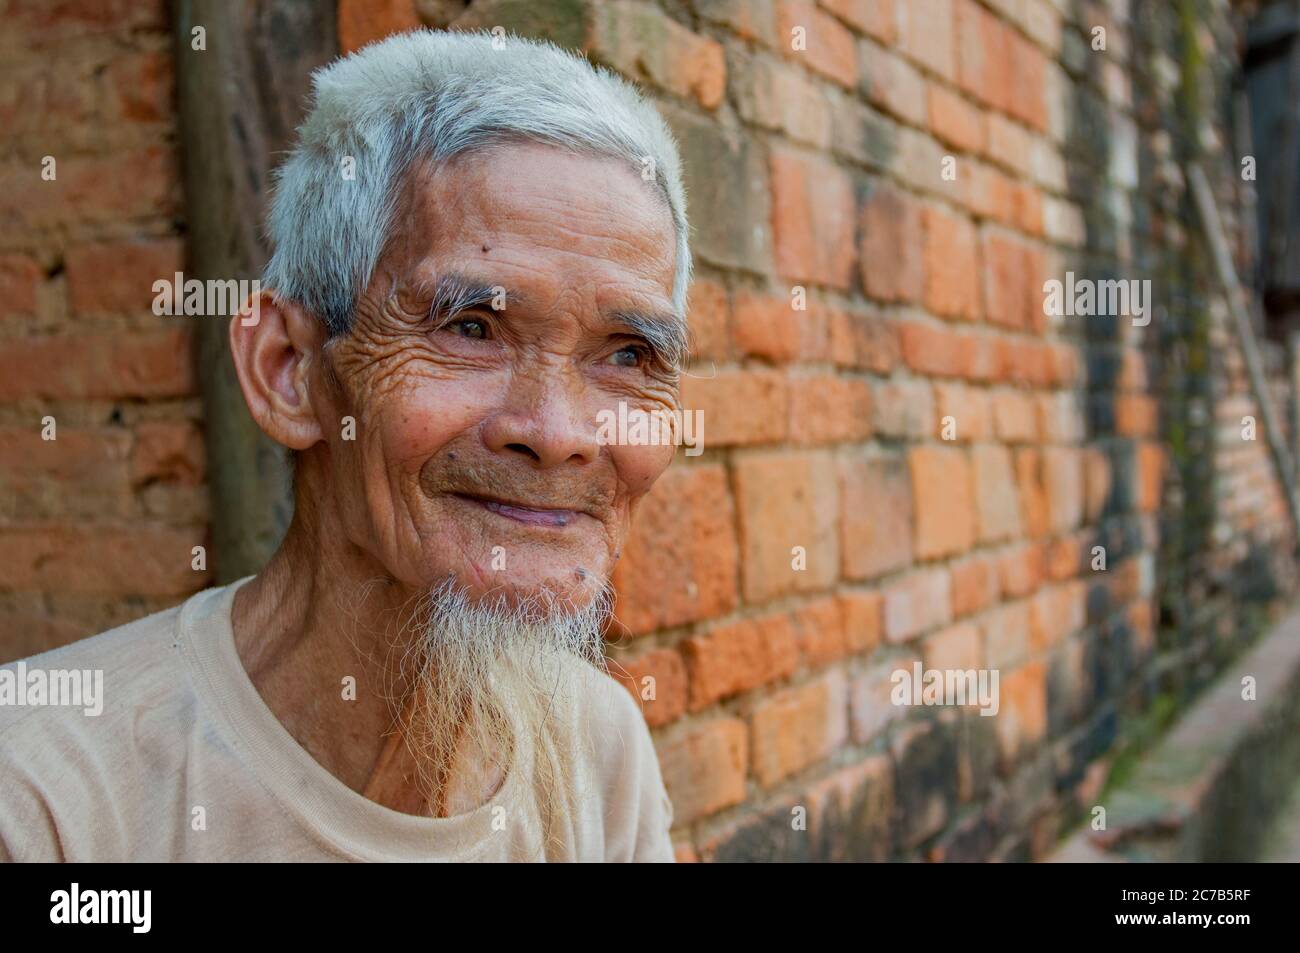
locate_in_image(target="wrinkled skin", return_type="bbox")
[227,142,681,804]
[315,142,680,610]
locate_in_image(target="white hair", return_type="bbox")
[263,29,692,339]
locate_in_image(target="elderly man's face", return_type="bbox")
[316,142,680,610]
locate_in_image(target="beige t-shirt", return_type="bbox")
[0,579,674,862]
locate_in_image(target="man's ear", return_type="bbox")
[229,291,327,450]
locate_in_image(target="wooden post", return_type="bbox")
[1189,162,1300,543]
[173,1,337,581]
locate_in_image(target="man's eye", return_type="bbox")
[608,345,648,368]
[446,318,489,340]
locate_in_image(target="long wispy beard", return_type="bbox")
[391,577,612,838]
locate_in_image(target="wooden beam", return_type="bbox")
[173,1,338,581]
[1189,162,1300,543]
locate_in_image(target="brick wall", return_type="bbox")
[0,0,209,661]
[1,0,1292,863]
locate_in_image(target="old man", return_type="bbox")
[0,29,690,862]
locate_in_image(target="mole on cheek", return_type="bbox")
[480,244,490,253]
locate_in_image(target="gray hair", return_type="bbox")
[263,29,692,341]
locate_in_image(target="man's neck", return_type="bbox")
[228,488,440,810]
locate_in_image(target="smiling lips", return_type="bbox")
[455,493,582,527]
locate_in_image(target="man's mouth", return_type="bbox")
[452,493,583,528]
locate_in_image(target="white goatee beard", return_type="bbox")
[394,577,613,828]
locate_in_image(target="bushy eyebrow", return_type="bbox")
[609,308,688,371]
[425,271,687,369]
[425,273,510,323]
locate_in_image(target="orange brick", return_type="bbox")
[778,1,858,89]
[788,373,872,444]
[883,566,952,641]
[0,524,207,595]
[687,278,730,362]
[613,465,739,634]
[982,599,1031,668]
[611,648,688,727]
[337,0,420,54]
[731,288,800,362]
[971,443,1022,542]
[1042,447,1083,532]
[896,0,956,81]
[0,330,195,401]
[923,205,981,321]
[933,382,992,441]
[131,421,205,486]
[681,368,789,446]
[790,596,850,666]
[981,231,1038,330]
[658,719,749,823]
[821,0,896,43]
[923,621,981,671]
[860,181,925,304]
[998,541,1046,599]
[899,321,970,379]
[590,0,727,108]
[67,238,185,316]
[682,613,799,709]
[955,0,1012,109]
[734,450,839,602]
[997,660,1047,763]
[928,83,985,153]
[839,451,913,579]
[992,390,1038,442]
[1136,442,1164,513]
[750,672,848,786]
[951,554,998,617]
[909,445,975,559]
[770,146,856,288]
[838,589,884,655]
[0,254,41,318]
[1015,448,1051,538]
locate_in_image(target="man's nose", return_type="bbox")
[480,372,600,469]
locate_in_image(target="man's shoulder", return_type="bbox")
[0,595,194,743]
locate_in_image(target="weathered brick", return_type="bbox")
[909,445,975,559]
[734,450,839,602]
[0,330,195,401]
[0,524,207,595]
[859,180,924,304]
[770,146,856,288]
[838,589,883,655]
[611,648,688,727]
[683,612,799,709]
[971,442,1022,542]
[788,373,872,444]
[658,718,749,823]
[895,0,956,81]
[839,451,913,579]
[778,0,859,89]
[680,368,788,446]
[750,672,848,786]
[590,0,726,108]
[0,254,41,318]
[820,0,896,44]
[923,205,981,321]
[928,82,986,153]
[951,554,999,617]
[613,464,739,633]
[66,238,184,316]
[884,566,953,641]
